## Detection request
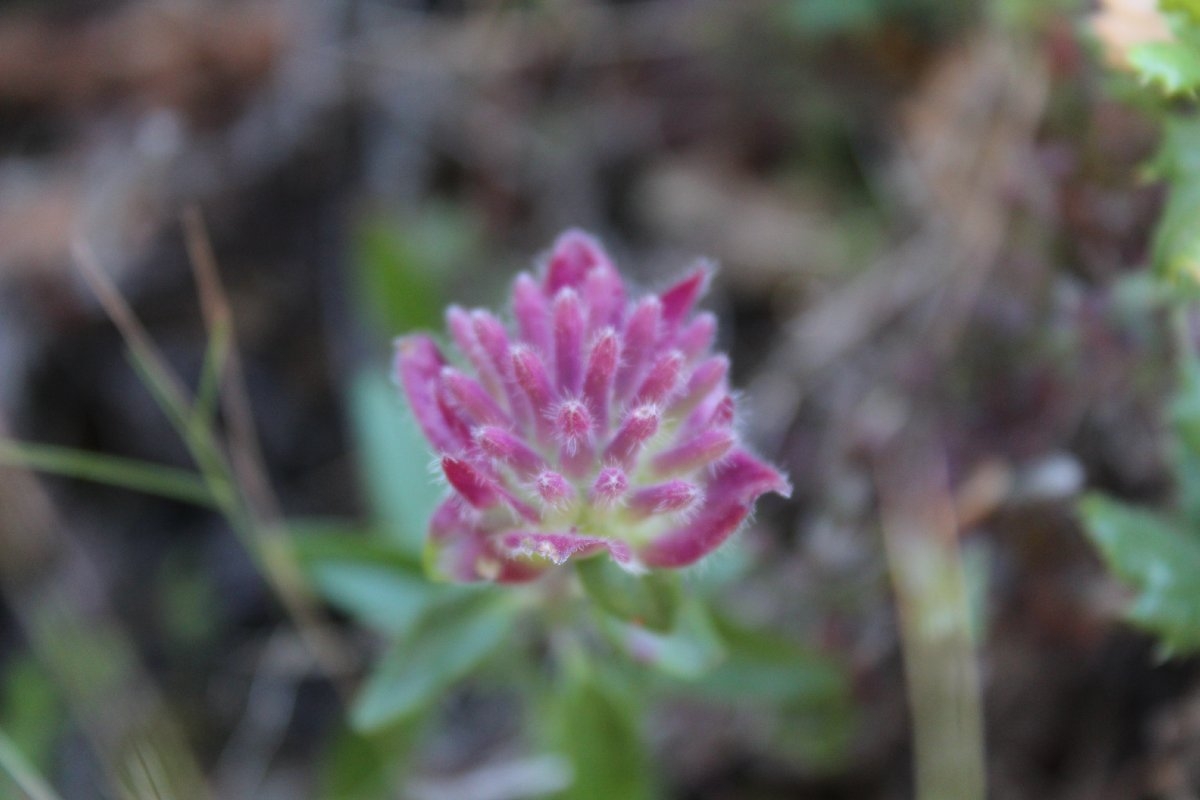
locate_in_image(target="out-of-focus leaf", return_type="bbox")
[349,371,443,556]
[664,612,855,770]
[0,657,62,779]
[600,598,724,680]
[1130,40,1200,96]
[550,665,654,800]
[354,220,442,336]
[1147,118,1200,291]
[782,0,880,36]
[350,592,516,732]
[576,557,680,632]
[768,688,856,773]
[781,0,976,38]
[292,525,452,635]
[317,720,420,800]
[1163,0,1200,25]
[191,318,231,426]
[1079,494,1200,655]
[156,552,220,649]
[1171,350,1200,522]
[0,727,59,800]
[684,537,757,594]
[687,612,851,705]
[354,206,480,337]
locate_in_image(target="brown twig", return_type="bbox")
[74,227,354,695]
[179,208,355,692]
[70,239,192,413]
[182,206,282,527]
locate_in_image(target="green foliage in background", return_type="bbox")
[1080,2,1200,657]
[780,0,979,38]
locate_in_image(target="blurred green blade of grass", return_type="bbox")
[0,440,214,508]
[122,348,245,529]
[0,726,62,800]
[190,319,232,428]
[1,656,64,783]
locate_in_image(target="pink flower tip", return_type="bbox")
[394,232,789,582]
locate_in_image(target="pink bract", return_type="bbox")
[394,230,790,582]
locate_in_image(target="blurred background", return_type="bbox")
[0,0,1196,798]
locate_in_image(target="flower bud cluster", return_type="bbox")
[395,230,789,582]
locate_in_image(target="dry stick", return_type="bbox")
[181,207,281,527]
[182,210,415,788]
[71,242,192,413]
[73,235,353,693]
[180,210,355,691]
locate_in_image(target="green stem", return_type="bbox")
[879,456,987,800]
[1172,305,1197,366]
[0,440,215,508]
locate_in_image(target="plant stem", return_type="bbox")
[876,438,987,800]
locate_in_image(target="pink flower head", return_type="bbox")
[394,230,790,582]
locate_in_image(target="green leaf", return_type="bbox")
[1079,493,1200,655]
[349,371,443,555]
[156,552,221,649]
[576,558,680,632]
[1171,347,1200,523]
[601,598,725,680]
[292,526,452,635]
[317,721,421,800]
[354,220,443,336]
[350,592,517,732]
[0,439,214,507]
[0,657,63,781]
[1130,40,1200,96]
[353,207,481,338]
[657,612,855,770]
[688,612,851,705]
[781,0,880,37]
[0,726,61,800]
[767,689,856,773]
[550,665,654,800]
[1163,0,1200,25]
[1147,118,1200,292]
